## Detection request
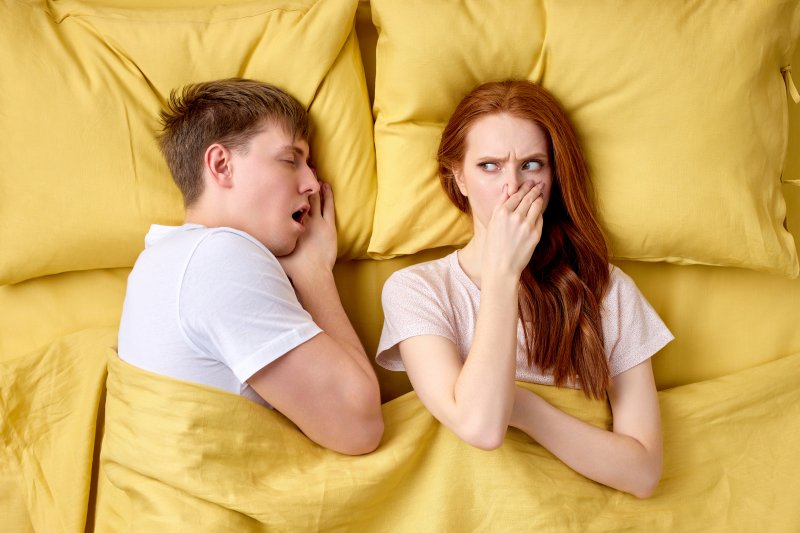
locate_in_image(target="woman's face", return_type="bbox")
[454,112,553,231]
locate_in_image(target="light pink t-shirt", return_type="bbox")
[377,252,674,387]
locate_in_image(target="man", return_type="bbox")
[118,78,383,455]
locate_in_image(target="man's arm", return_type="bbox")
[248,182,383,455]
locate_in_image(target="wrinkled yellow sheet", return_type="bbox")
[0,328,111,533]
[3,328,800,532]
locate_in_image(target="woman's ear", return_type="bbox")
[204,143,234,189]
[453,167,468,197]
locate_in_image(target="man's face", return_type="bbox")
[228,125,319,256]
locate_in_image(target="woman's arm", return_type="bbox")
[399,275,519,450]
[399,182,545,450]
[509,359,662,498]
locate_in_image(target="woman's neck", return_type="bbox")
[457,231,485,288]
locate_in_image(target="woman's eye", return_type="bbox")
[479,162,498,171]
[522,160,543,171]
[282,159,297,166]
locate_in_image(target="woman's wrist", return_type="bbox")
[509,386,547,432]
[480,266,521,293]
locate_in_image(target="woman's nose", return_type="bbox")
[504,169,525,194]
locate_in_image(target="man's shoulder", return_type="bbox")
[194,226,268,252]
[191,228,283,277]
[145,224,266,254]
[135,226,282,292]
[150,226,273,269]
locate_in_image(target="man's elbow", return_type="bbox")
[332,414,384,455]
[329,382,384,455]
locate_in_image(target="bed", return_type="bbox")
[2,0,799,531]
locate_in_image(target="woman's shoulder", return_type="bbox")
[601,263,644,307]
[606,263,637,290]
[386,252,456,286]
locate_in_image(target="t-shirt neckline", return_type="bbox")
[450,250,482,299]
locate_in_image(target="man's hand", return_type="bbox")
[252,183,383,455]
[278,181,337,286]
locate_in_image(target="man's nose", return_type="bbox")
[301,165,320,194]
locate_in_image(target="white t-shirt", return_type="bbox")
[377,252,674,387]
[118,224,322,404]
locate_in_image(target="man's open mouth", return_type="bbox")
[291,207,308,224]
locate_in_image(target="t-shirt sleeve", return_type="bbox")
[178,230,322,383]
[376,268,457,371]
[602,266,675,377]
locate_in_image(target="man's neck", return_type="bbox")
[184,204,223,229]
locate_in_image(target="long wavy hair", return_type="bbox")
[438,80,611,399]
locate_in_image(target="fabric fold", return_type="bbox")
[98,348,800,531]
[783,65,800,104]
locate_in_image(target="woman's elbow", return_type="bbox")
[630,477,659,499]
[458,421,507,451]
[628,460,662,499]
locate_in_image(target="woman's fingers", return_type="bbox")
[514,183,545,219]
[485,180,546,273]
[501,180,535,212]
[493,183,511,211]
[526,192,545,222]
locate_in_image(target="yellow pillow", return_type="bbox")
[370,0,800,278]
[0,0,375,285]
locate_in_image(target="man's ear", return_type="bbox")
[453,167,468,197]
[204,143,234,189]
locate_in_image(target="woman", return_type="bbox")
[376,80,673,498]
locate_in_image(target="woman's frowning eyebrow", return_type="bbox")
[475,152,548,161]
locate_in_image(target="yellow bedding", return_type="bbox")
[0,329,111,533]
[4,328,798,531]
[1,2,798,531]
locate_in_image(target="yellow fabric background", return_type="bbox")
[0,0,376,285]
[1,2,800,530]
[6,335,796,531]
[369,0,800,278]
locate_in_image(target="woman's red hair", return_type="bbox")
[438,80,611,399]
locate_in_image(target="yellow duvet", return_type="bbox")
[2,328,799,532]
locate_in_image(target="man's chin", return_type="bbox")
[270,240,298,258]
